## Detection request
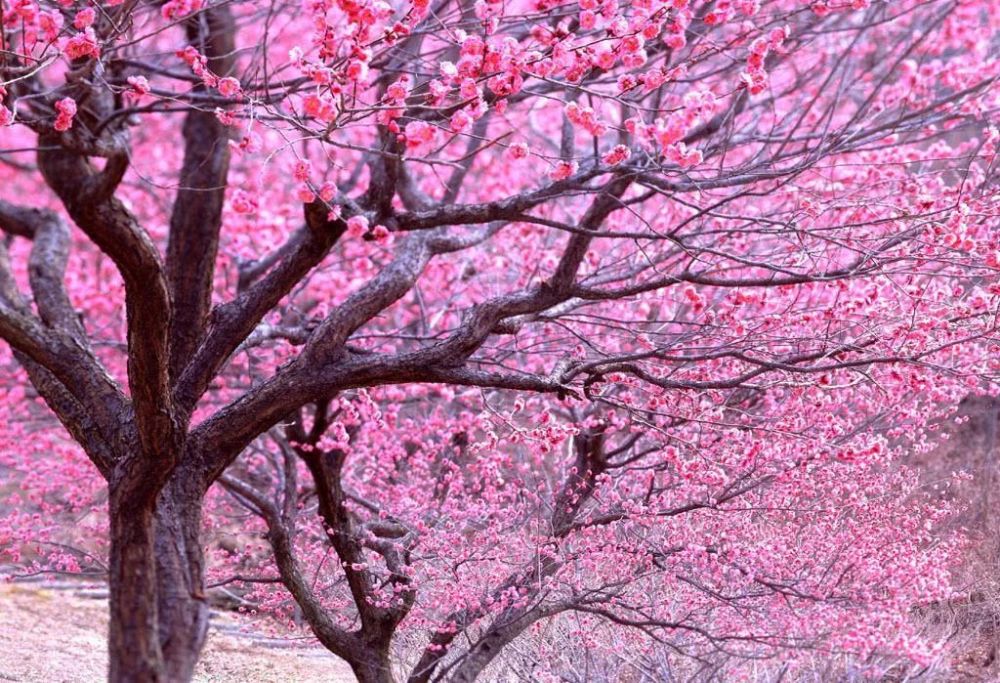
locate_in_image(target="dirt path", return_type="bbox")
[0,584,356,682]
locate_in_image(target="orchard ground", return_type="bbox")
[0,583,355,682]
[0,580,999,683]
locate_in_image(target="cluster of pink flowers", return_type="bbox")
[177,45,218,88]
[738,27,787,95]
[564,102,609,138]
[602,144,631,166]
[1,0,998,678]
[302,93,337,124]
[550,160,578,181]
[403,120,437,153]
[72,6,95,29]
[161,0,203,20]
[506,142,530,161]
[53,97,76,132]
[64,28,100,60]
[125,75,150,102]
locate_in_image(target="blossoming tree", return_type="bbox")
[0,0,998,679]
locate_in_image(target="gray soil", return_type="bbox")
[0,584,356,682]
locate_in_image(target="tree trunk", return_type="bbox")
[407,631,457,683]
[108,491,165,683]
[155,475,210,682]
[449,616,532,683]
[349,647,396,683]
[449,635,508,683]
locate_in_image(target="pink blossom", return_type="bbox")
[404,120,437,150]
[506,142,529,160]
[215,108,236,126]
[218,77,241,98]
[664,32,686,50]
[666,142,702,168]
[231,190,257,214]
[161,0,203,20]
[450,108,473,134]
[1,0,998,677]
[296,186,316,203]
[53,97,77,132]
[620,35,644,54]
[459,78,479,100]
[38,11,64,40]
[127,75,151,97]
[346,215,369,238]
[73,7,95,29]
[549,160,578,181]
[768,26,789,49]
[346,60,369,82]
[386,78,409,102]
[302,94,337,123]
[319,183,337,202]
[292,160,311,182]
[427,79,449,104]
[602,144,631,166]
[371,224,390,243]
[594,49,616,70]
[64,29,100,60]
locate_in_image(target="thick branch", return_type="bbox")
[37,136,176,475]
[0,214,131,470]
[166,7,237,380]
[174,203,347,410]
[218,475,361,660]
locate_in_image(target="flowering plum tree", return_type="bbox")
[0,0,999,680]
[214,389,966,681]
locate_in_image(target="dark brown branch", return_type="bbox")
[37,135,176,487]
[166,7,237,381]
[218,475,361,660]
[174,203,348,410]
[0,206,131,473]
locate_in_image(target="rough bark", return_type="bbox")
[166,7,236,380]
[447,611,541,683]
[349,647,396,683]
[154,474,210,682]
[108,489,165,683]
